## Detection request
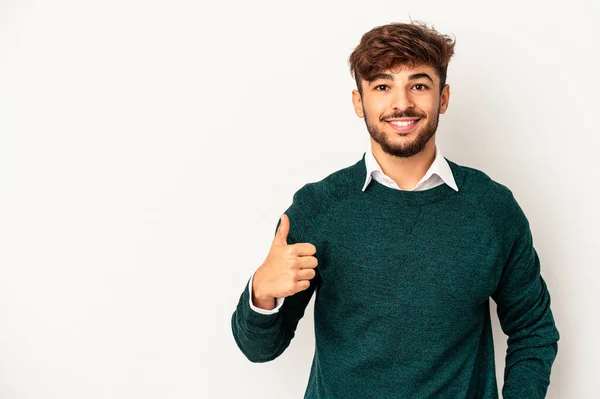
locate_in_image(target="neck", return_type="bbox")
[370,137,437,190]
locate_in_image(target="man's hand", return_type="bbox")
[252,214,318,310]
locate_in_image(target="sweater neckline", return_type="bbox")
[349,152,466,206]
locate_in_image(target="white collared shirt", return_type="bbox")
[362,144,459,192]
[249,144,459,314]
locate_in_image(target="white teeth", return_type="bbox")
[389,120,418,127]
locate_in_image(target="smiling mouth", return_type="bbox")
[387,118,421,133]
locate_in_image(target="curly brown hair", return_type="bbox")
[348,21,456,95]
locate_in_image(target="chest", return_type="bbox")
[313,205,504,321]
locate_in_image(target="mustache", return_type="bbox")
[380,111,425,121]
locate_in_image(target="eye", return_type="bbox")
[413,84,429,91]
[374,84,388,91]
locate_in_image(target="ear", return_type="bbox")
[352,89,364,118]
[439,84,450,114]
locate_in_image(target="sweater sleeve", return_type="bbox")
[231,184,321,363]
[491,200,560,398]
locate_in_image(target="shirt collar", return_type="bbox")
[361,144,459,192]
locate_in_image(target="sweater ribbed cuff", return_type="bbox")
[240,277,281,331]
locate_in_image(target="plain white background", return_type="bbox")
[0,0,598,398]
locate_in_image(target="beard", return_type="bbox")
[363,104,440,158]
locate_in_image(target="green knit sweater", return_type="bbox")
[231,153,560,399]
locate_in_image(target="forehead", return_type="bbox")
[368,64,438,81]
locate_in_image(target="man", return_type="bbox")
[231,21,560,399]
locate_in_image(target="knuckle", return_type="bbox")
[290,257,300,268]
[286,288,295,297]
[285,285,295,297]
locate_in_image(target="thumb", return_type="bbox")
[273,213,290,246]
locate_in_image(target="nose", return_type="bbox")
[390,88,414,110]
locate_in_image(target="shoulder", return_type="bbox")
[449,160,529,231]
[287,161,358,233]
[294,160,356,213]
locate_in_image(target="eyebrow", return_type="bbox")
[369,72,434,85]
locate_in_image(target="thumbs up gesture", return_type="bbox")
[252,214,319,309]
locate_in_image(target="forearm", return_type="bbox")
[498,277,560,399]
[501,342,558,398]
[231,278,293,363]
[231,189,320,363]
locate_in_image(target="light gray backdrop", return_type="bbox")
[0,0,597,398]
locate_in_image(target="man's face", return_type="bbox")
[351,64,450,158]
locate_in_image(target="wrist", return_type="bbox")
[252,291,275,310]
[252,272,275,308]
